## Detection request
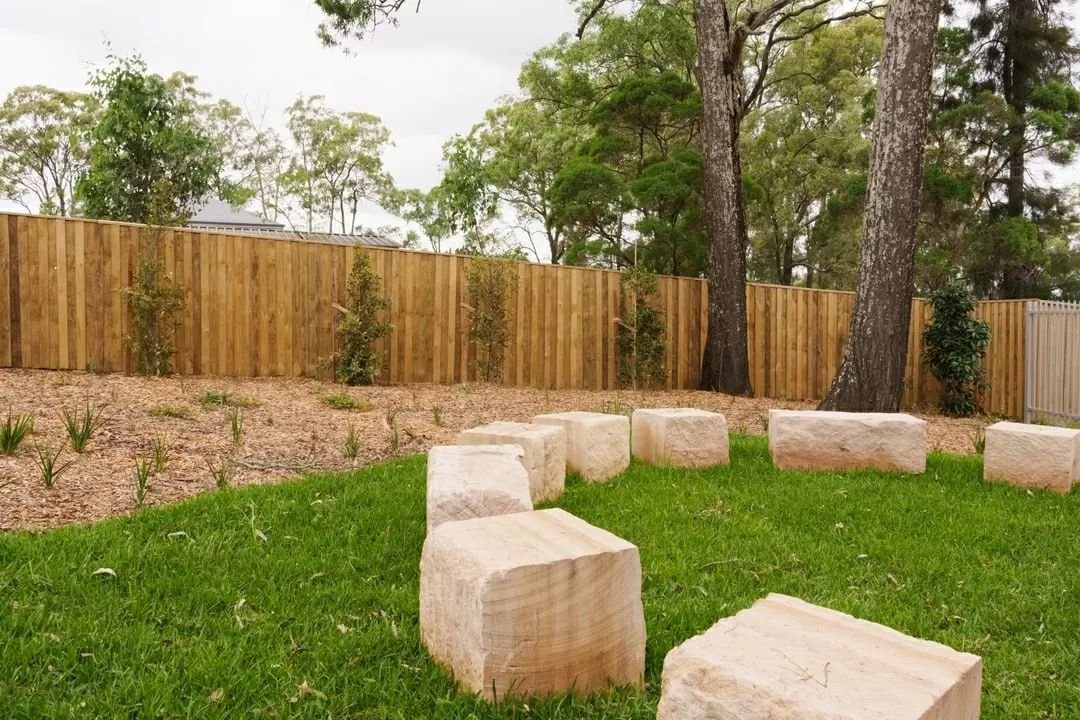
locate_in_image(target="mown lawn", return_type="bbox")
[1,436,1077,719]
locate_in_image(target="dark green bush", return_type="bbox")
[337,250,393,386]
[923,282,991,416]
[465,257,517,382]
[617,265,667,389]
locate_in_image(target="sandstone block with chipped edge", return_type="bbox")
[456,422,566,502]
[983,421,1080,493]
[532,411,630,482]
[768,409,927,474]
[631,408,729,468]
[426,445,532,530]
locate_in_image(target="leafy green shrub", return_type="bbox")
[923,282,992,416]
[0,409,35,455]
[616,266,667,389]
[465,257,517,382]
[337,250,393,386]
[321,393,374,412]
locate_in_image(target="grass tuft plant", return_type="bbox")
[151,436,170,473]
[201,391,259,409]
[971,429,986,455]
[60,402,108,453]
[0,408,35,455]
[206,457,232,489]
[133,457,152,507]
[33,441,75,488]
[227,407,245,447]
[343,425,361,461]
[432,405,445,427]
[322,393,374,412]
[385,408,401,453]
[149,404,192,420]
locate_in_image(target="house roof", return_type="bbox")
[187,199,403,249]
[188,199,285,229]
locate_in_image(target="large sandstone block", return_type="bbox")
[631,408,729,468]
[456,422,566,502]
[657,593,982,720]
[769,410,927,474]
[426,445,532,530]
[984,421,1080,493]
[532,411,630,482]
[420,508,646,701]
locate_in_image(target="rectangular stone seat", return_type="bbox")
[532,411,630,482]
[768,409,927,474]
[456,422,566,502]
[420,509,646,701]
[984,421,1080,493]
[631,408,729,468]
[657,593,982,720]
[426,445,532,530]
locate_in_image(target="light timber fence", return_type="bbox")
[0,212,1027,417]
[1025,300,1080,424]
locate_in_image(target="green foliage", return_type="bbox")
[0,85,96,215]
[0,409,35,455]
[77,55,221,224]
[923,282,992,416]
[321,393,373,412]
[59,402,108,453]
[337,250,393,386]
[227,407,245,447]
[464,257,517,382]
[123,189,186,376]
[205,457,232,489]
[616,265,667,389]
[151,437,170,474]
[342,424,361,461]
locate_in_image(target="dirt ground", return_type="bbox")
[0,369,991,531]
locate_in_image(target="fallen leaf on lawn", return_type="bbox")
[309,572,327,581]
[295,680,326,702]
[166,531,189,541]
[253,528,268,543]
[91,568,116,579]
[337,624,352,634]
[207,688,225,703]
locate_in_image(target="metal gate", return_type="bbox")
[1024,300,1080,424]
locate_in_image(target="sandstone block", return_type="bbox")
[631,409,729,468]
[420,508,646,701]
[657,593,982,720]
[456,422,566,502]
[769,410,927,474]
[983,421,1080,493]
[426,445,532,530]
[532,411,630,482]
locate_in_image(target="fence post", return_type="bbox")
[1024,301,1033,424]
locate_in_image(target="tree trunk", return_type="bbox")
[1000,0,1031,298]
[819,0,943,412]
[695,0,752,395]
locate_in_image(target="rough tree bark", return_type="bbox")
[694,0,753,395]
[819,0,943,412]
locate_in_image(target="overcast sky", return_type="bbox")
[0,1,1076,234]
[0,0,578,226]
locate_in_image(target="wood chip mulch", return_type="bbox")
[0,369,991,532]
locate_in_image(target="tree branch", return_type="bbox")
[577,0,610,39]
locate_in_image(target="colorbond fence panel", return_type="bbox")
[0,212,1028,416]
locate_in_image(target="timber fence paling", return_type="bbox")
[1,212,1028,416]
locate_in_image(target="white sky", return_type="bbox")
[0,0,578,230]
[0,1,1076,235]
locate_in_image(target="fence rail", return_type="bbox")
[1,212,1027,417]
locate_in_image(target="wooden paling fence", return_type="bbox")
[0,212,1026,417]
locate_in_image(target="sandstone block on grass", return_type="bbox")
[631,409,729,468]
[426,445,532,530]
[657,593,982,720]
[768,409,927,474]
[984,421,1080,493]
[420,508,646,701]
[532,411,630,482]
[456,422,566,502]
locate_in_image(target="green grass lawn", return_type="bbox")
[1,436,1077,719]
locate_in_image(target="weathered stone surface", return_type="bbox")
[426,445,532,530]
[420,508,646,701]
[456,422,566,502]
[532,411,630,482]
[768,410,927,474]
[984,421,1080,493]
[657,593,983,720]
[631,409,729,468]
